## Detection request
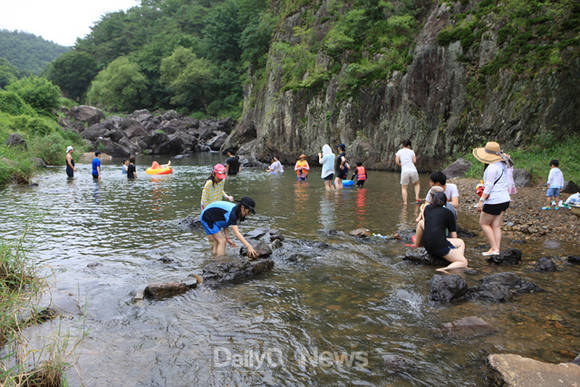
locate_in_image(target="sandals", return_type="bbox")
[482,251,500,256]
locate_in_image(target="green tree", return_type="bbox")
[202,0,243,62]
[6,76,61,112]
[87,56,148,112]
[160,47,216,112]
[46,51,98,101]
[0,58,20,89]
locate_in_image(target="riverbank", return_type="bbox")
[453,177,579,243]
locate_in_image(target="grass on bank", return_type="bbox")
[0,238,69,386]
[462,134,580,184]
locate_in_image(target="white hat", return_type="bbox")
[66,146,74,153]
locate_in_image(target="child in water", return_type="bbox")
[294,154,309,181]
[122,159,129,174]
[201,164,233,210]
[351,161,367,187]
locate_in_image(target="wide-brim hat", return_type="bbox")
[238,196,255,213]
[473,141,503,164]
[299,154,307,159]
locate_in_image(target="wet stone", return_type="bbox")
[271,239,283,249]
[534,257,557,272]
[568,256,580,264]
[543,239,561,250]
[240,241,272,258]
[350,228,372,238]
[487,354,580,386]
[404,248,448,266]
[486,248,521,265]
[245,228,270,240]
[442,316,496,338]
[466,272,542,303]
[383,354,415,373]
[178,216,201,232]
[201,258,274,287]
[269,229,284,242]
[143,281,198,300]
[86,262,102,268]
[428,274,468,304]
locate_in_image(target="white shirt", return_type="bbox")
[320,154,335,178]
[547,168,564,188]
[396,148,417,173]
[426,183,459,202]
[483,161,510,204]
[269,160,284,173]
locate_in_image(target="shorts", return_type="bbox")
[356,180,365,187]
[483,201,510,216]
[546,187,560,197]
[200,218,226,235]
[400,170,419,185]
[323,173,334,181]
[336,169,346,179]
[428,240,456,258]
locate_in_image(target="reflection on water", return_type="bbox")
[0,153,578,385]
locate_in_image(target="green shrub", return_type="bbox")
[6,77,61,113]
[0,91,36,116]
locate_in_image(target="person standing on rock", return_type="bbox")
[65,146,76,179]
[473,141,513,256]
[418,192,468,273]
[334,144,347,190]
[395,139,421,205]
[319,144,336,192]
[200,197,258,258]
[92,151,102,180]
[201,164,233,210]
[225,149,242,176]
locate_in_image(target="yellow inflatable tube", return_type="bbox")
[145,167,173,175]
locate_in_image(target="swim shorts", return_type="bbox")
[482,201,510,216]
[323,173,334,181]
[428,240,456,258]
[400,170,419,185]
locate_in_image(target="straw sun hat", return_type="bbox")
[299,154,307,159]
[472,141,504,164]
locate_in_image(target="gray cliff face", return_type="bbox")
[224,2,578,170]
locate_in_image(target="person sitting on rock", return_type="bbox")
[200,197,258,258]
[416,192,468,273]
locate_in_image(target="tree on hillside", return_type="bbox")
[46,51,98,101]
[87,57,148,112]
[0,58,21,89]
[160,47,216,112]
[6,76,61,112]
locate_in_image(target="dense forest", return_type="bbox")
[0,30,69,75]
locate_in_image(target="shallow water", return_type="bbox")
[1,153,578,386]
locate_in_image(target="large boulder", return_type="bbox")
[512,168,532,187]
[154,133,187,154]
[486,248,521,265]
[404,248,448,266]
[206,131,228,151]
[127,109,152,123]
[69,105,105,126]
[442,158,471,178]
[95,138,131,157]
[428,274,468,304]
[122,120,148,139]
[143,281,198,300]
[487,354,580,386]
[562,180,579,194]
[82,121,116,141]
[202,258,274,287]
[5,133,27,149]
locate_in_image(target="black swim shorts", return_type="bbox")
[483,201,510,216]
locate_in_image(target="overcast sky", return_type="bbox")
[0,0,139,46]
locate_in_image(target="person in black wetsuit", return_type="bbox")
[417,192,468,273]
[127,156,137,179]
[225,149,242,176]
[65,146,76,178]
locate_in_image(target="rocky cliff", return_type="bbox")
[223,0,579,170]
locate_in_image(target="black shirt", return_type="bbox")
[127,163,136,179]
[226,156,240,175]
[422,205,457,254]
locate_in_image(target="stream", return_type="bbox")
[1,153,578,385]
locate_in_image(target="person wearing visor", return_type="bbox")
[201,163,234,210]
[200,197,258,258]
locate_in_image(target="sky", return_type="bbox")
[0,0,140,46]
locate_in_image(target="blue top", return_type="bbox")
[92,157,101,177]
[200,201,238,229]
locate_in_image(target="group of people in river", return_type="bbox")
[64,140,519,273]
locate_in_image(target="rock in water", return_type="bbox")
[404,248,448,266]
[143,281,198,300]
[428,274,468,304]
[543,239,561,250]
[568,256,580,264]
[442,158,471,178]
[178,216,202,231]
[466,272,542,303]
[269,229,284,242]
[486,248,521,265]
[350,228,372,238]
[442,316,496,338]
[487,354,580,386]
[201,258,274,287]
[240,241,272,258]
[535,257,557,272]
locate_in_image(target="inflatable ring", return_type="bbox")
[146,167,173,175]
[342,180,354,187]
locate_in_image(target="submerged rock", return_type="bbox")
[143,281,198,300]
[486,248,521,265]
[534,257,557,272]
[442,316,496,338]
[404,248,448,266]
[383,354,415,373]
[487,354,580,386]
[428,274,468,304]
[178,215,202,232]
[350,228,372,238]
[543,239,561,250]
[202,258,274,287]
[240,241,272,258]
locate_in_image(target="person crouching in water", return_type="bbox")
[200,197,258,258]
[416,191,468,273]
